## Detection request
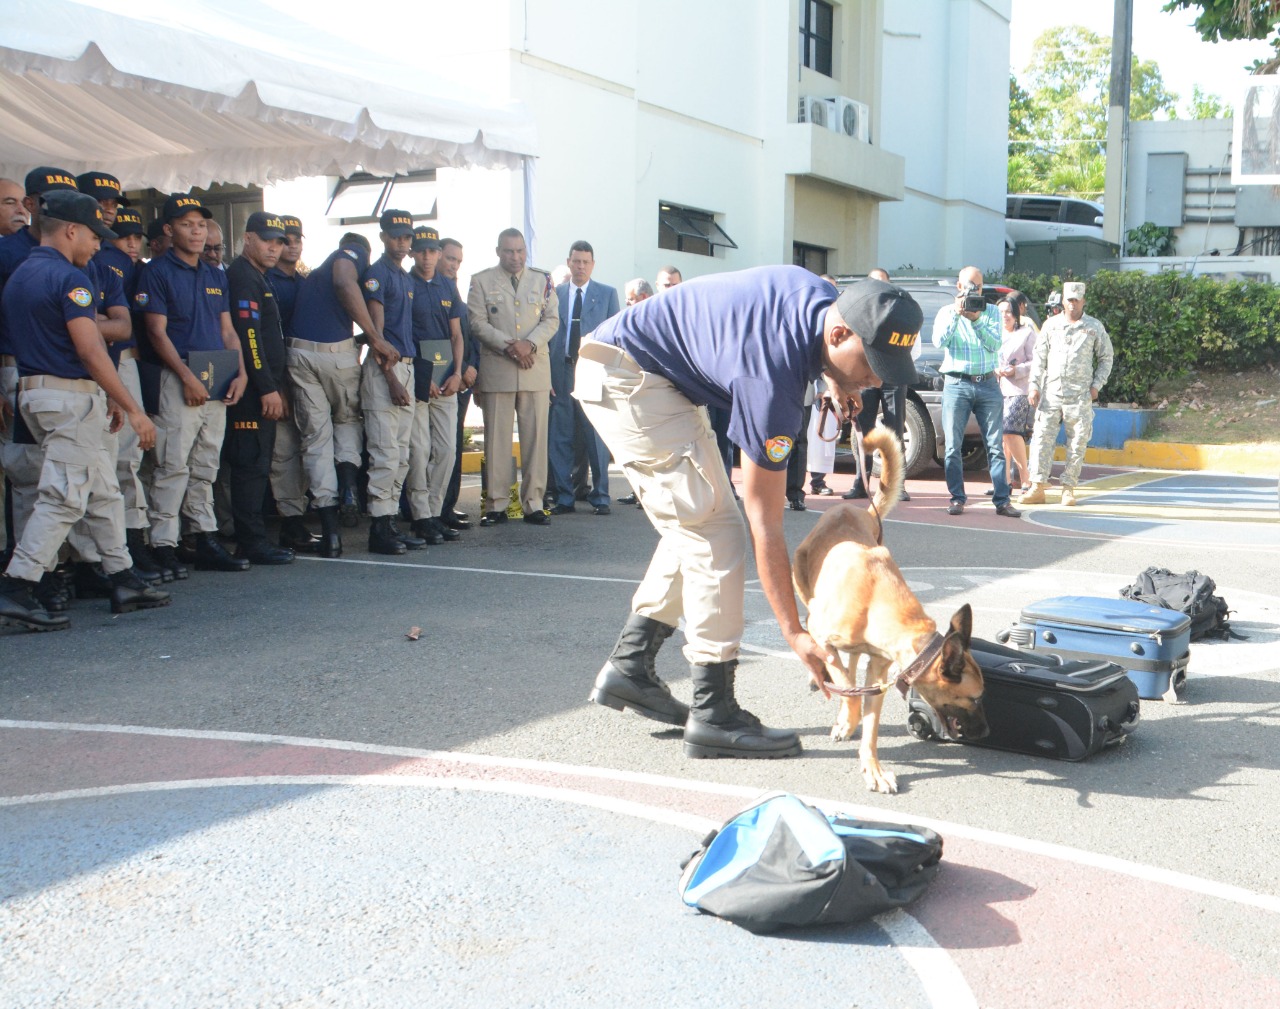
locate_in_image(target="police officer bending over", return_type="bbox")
[0,191,168,631]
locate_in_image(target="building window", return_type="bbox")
[800,0,834,77]
[793,242,829,276]
[658,203,738,258]
[326,170,437,225]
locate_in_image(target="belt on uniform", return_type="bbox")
[19,375,100,394]
[577,340,641,374]
[0,354,15,368]
[944,371,994,383]
[118,348,139,361]
[288,337,356,354]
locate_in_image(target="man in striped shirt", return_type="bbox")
[930,266,1020,518]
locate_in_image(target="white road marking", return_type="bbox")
[3,719,1278,915]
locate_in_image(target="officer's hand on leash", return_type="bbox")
[790,630,837,700]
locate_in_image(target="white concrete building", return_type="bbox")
[260,0,1010,292]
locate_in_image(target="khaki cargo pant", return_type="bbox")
[287,339,363,510]
[406,393,459,520]
[574,341,745,665]
[0,362,43,543]
[6,383,130,582]
[361,357,414,518]
[147,368,226,547]
[1028,396,1093,488]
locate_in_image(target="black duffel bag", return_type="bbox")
[1120,566,1235,641]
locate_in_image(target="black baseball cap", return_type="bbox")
[40,190,118,241]
[112,206,145,237]
[411,225,441,252]
[162,193,213,222]
[244,211,287,240]
[75,172,130,206]
[379,208,414,237]
[25,166,78,196]
[146,218,167,242]
[834,279,923,388]
[279,214,304,237]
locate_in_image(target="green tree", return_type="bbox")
[1188,85,1229,118]
[1163,0,1280,70]
[1010,26,1180,196]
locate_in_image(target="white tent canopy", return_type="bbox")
[0,0,537,192]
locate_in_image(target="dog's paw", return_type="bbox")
[861,762,898,794]
[830,720,857,743]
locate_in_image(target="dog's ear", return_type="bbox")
[948,604,973,649]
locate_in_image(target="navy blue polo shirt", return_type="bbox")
[267,266,302,329]
[88,245,132,363]
[0,226,39,355]
[410,271,462,399]
[591,265,830,470]
[363,254,414,358]
[134,249,229,357]
[1,246,99,380]
[287,243,370,344]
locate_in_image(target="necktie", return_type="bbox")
[569,287,583,359]
[510,273,519,293]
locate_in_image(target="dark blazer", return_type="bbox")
[550,279,620,395]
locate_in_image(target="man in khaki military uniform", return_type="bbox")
[1020,281,1114,507]
[466,228,559,526]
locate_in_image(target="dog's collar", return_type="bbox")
[894,632,946,696]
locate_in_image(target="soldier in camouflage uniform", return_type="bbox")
[1019,281,1113,507]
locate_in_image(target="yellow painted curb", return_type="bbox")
[460,447,522,474]
[1068,442,1280,475]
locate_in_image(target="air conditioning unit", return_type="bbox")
[832,97,871,142]
[798,96,833,129]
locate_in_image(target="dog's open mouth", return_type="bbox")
[945,716,964,740]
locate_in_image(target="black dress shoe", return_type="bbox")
[616,492,638,505]
[430,517,461,541]
[479,511,508,527]
[814,486,834,496]
[441,512,471,530]
[523,510,550,525]
[238,543,295,565]
[787,498,806,511]
[900,488,911,502]
[947,500,965,516]
[550,503,576,515]
[193,533,252,571]
[410,518,445,546]
[109,568,172,613]
[0,575,70,632]
[995,503,1023,518]
[592,504,611,516]
[279,517,319,553]
[842,480,868,500]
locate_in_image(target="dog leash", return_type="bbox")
[814,396,884,545]
[820,633,946,698]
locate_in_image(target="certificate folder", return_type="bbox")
[186,349,240,400]
[417,340,453,384]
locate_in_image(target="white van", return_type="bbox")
[1006,194,1104,248]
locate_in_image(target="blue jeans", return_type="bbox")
[940,375,1010,507]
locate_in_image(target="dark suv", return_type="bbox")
[834,277,1037,477]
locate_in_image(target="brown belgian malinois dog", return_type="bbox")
[792,425,989,793]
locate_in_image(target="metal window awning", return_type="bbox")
[0,0,537,192]
[659,205,738,249]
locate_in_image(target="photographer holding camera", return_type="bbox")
[930,267,1020,517]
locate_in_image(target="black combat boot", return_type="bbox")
[152,544,189,581]
[368,516,407,555]
[410,518,444,546]
[126,528,168,584]
[317,505,342,558]
[389,519,426,550]
[430,516,460,541]
[682,660,802,759]
[192,533,251,572]
[109,567,172,614]
[279,516,319,553]
[35,570,71,614]
[72,561,115,599]
[589,613,688,726]
[0,574,70,632]
[336,462,361,528]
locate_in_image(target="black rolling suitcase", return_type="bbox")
[906,638,1140,761]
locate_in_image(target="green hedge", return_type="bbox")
[994,270,1280,404]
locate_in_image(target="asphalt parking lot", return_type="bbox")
[2,462,1278,1008]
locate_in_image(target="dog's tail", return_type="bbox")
[862,425,903,520]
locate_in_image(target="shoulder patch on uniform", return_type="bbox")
[343,249,358,259]
[765,436,794,464]
[69,287,93,308]
[134,291,149,307]
[364,278,380,293]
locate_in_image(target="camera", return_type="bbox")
[1045,292,1064,316]
[957,282,985,314]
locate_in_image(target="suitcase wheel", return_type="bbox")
[907,711,938,741]
[995,627,1010,644]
